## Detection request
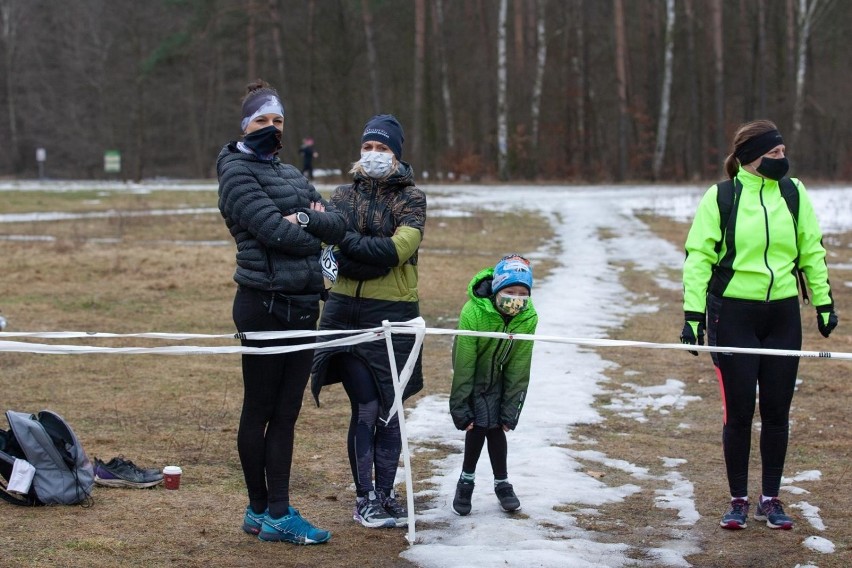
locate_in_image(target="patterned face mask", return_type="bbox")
[359,150,394,179]
[495,291,529,317]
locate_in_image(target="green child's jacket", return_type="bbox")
[449,267,538,431]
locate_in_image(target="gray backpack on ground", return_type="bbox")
[0,410,94,506]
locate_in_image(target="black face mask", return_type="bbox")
[243,125,282,156]
[756,156,789,181]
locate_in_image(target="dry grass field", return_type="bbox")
[0,185,849,567]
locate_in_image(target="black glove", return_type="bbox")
[816,305,838,338]
[680,311,705,356]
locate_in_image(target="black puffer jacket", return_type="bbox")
[217,142,346,292]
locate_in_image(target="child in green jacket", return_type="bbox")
[449,254,538,516]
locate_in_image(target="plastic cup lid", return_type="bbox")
[163,466,182,475]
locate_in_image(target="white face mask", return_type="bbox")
[495,292,529,317]
[359,151,395,179]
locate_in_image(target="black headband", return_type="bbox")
[734,129,784,165]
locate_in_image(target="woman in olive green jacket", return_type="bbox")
[449,255,538,517]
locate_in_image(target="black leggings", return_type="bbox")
[233,287,318,518]
[462,426,508,480]
[707,295,801,499]
[340,354,402,497]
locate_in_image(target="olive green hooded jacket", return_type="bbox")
[449,267,538,431]
[683,168,832,315]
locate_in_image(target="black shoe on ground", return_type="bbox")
[495,481,520,512]
[376,488,408,527]
[93,456,163,489]
[452,479,474,516]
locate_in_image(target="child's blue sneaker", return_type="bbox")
[242,506,266,535]
[258,506,331,544]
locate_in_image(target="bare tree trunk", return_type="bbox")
[683,0,704,179]
[711,0,725,174]
[613,0,628,181]
[412,0,425,171]
[0,0,22,171]
[514,0,524,79]
[497,0,509,180]
[530,0,547,158]
[307,0,315,130]
[247,0,257,82]
[652,0,675,180]
[433,0,455,150]
[361,0,381,113]
[786,0,796,96]
[792,0,834,148]
[756,0,767,116]
[572,0,587,176]
[268,0,297,152]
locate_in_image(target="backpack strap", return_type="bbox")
[715,178,740,255]
[779,177,809,304]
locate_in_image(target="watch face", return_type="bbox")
[297,212,309,225]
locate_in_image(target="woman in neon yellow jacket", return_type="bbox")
[681,119,837,531]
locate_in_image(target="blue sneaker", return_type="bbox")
[720,498,749,529]
[755,497,793,529]
[258,506,331,544]
[242,506,266,535]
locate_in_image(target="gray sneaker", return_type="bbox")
[376,488,407,527]
[353,491,396,528]
[93,456,163,489]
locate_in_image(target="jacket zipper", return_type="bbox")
[355,179,380,299]
[758,179,775,302]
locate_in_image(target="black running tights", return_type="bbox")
[462,426,508,480]
[707,295,801,499]
[234,287,317,519]
[340,354,402,497]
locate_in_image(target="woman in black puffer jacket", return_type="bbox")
[217,80,345,545]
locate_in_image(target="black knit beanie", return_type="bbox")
[361,114,404,160]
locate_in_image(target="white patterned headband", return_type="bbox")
[241,94,285,132]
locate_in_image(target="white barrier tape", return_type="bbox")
[0,323,849,360]
[0,331,381,355]
[0,328,382,341]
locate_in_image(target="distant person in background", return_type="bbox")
[681,119,837,531]
[217,79,345,545]
[449,255,538,517]
[311,114,426,529]
[300,137,318,180]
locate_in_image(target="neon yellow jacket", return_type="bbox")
[683,168,832,315]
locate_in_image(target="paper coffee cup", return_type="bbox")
[163,466,182,490]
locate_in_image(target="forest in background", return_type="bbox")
[0,0,849,182]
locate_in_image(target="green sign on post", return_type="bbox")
[104,150,121,173]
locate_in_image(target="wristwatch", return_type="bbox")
[296,211,310,228]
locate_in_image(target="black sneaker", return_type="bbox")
[353,491,396,528]
[93,456,163,489]
[494,481,520,512]
[755,497,793,529]
[452,478,474,516]
[720,498,749,529]
[376,488,407,528]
